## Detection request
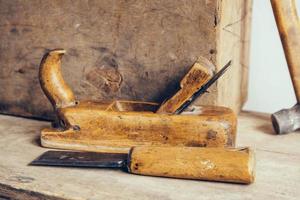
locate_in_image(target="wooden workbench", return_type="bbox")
[0,112,299,200]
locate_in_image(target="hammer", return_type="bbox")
[270,0,300,134]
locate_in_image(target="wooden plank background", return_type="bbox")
[0,0,252,119]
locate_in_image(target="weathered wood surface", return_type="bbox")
[0,0,252,119]
[41,104,237,153]
[129,146,254,184]
[0,112,299,200]
[216,0,253,110]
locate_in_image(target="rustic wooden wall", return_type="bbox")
[0,0,252,119]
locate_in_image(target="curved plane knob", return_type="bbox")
[39,49,76,110]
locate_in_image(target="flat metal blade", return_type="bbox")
[30,151,128,168]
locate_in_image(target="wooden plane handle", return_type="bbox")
[157,59,213,114]
[128,146,255,184]
[271,0,300,102]
[39,49,76,109]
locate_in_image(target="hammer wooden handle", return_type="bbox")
[271,0,300,102]
[129,146,255,184]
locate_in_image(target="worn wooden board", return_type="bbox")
[0,0,252,119]
[0,112,299,200]
[216,0,252,110]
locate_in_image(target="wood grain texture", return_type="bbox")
[129,146,255,184]
[240,0,253,105]
[39,49,76,109]
[215,0,253,111]
[271,0,300,102]
[0,112,299,200]
[106,100,159,112]
[41,103,236,153]
[0,0,252,119]
[157,60,212,114]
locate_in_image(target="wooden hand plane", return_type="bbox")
[39,49,236,153]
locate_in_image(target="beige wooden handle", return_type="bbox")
[271,0,300,102]
[39,49,76,109]
[128,146,255,184]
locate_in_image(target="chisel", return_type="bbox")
[30,146,255,184]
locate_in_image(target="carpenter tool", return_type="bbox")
[175,60,231,114]
[157,59,231,114]
[39,50,235,153]
[271,0,300,134]
[31,146,255,184]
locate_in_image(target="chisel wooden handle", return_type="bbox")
[271,0,300,102]
[128,146,255,184]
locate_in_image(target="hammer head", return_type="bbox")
[271,104,300,134]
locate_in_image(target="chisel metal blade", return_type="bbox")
[30,151,128,168]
